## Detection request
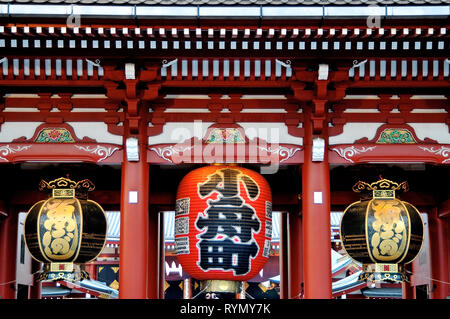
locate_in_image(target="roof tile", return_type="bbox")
[0,0,449,5]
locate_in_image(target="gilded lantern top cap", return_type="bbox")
[352,178,409,200]
[38,177,95,200]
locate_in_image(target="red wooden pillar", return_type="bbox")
[402,263,414,299]
[429,207,449,299]
[29,260,42,299]
[0,211,18,299]
[147,207,160,299]
[287,210,303,298]
[119,119,149,299]
[301,105,332,299]
[85,263,96,280]
[279,212,289,299]
[159,211,165,299]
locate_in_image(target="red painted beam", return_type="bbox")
[329,113,448,123]
[0,80,107,87]
[331,191,436,208]
[0,112,123,123]
[154,98,298,109]
[348,80,450,89]
[9,190,121,206]
[4,98,121,109]
[5,108,445,126]
[332,99,449,110]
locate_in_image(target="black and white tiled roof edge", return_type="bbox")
[0,0,449,6]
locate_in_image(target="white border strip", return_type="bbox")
[0,4,448,18]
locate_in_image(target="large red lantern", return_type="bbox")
[175,165,272,296]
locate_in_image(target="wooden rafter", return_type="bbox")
[0,24,448,59]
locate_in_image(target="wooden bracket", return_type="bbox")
[125,98,140,133]
[291,82,307,101]
[36,93,52,112]
[312,99,327,134]
[286,118,304,138]
[125,98,139,117]
[332,83,348,101]
[315,80,329,100]
[127,115,141,134]
[140,64,160,82]
[328,117,347,137]
[104,82,124,101]
[57,93,73,112]
[398,94,414,113]
[125,79,138,100]
[101,64,125,82]
[141,83,162,101]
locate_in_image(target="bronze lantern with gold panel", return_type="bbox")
[24,177,107,282]
[339,179,424,283]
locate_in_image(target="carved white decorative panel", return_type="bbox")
[0,122,43,142]
[148,121,215,145]
[68,122,122,145]
[329,123,384,145]
[239,122,302,145]
[148,122,303,146]
[408,123,450,144]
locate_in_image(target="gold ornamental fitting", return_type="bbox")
[49,262,74,273]
[40,263,90,282]
[359,263,408,283]
[39,177,95,200]
[363,263,401,273]
[372,189,395,199]
[352,178,409,200]
[201,280,241,293]
[52,188,76,198]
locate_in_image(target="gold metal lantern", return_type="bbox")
[339,179,424,283]
[24,177,107,282]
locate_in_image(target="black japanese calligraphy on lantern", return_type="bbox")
[195,168,261,276]
[198,239,258,276]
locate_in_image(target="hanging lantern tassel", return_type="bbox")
[24,177,107,282]
[340,179,424,283]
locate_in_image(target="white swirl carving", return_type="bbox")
[74,145,120,162]
[419,146,450,163]
[0,145,32,161]
[257,146,301,163]
[150,145,194,163]
[332,146,377,163]
[151,145,300,163]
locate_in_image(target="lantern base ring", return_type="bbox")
[359,263,409,283]
[39,263,90,282]
[200,280,241,294]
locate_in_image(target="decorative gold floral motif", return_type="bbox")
[359,271,408,283]
[41,199,79,260]
[369,200,407,261]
